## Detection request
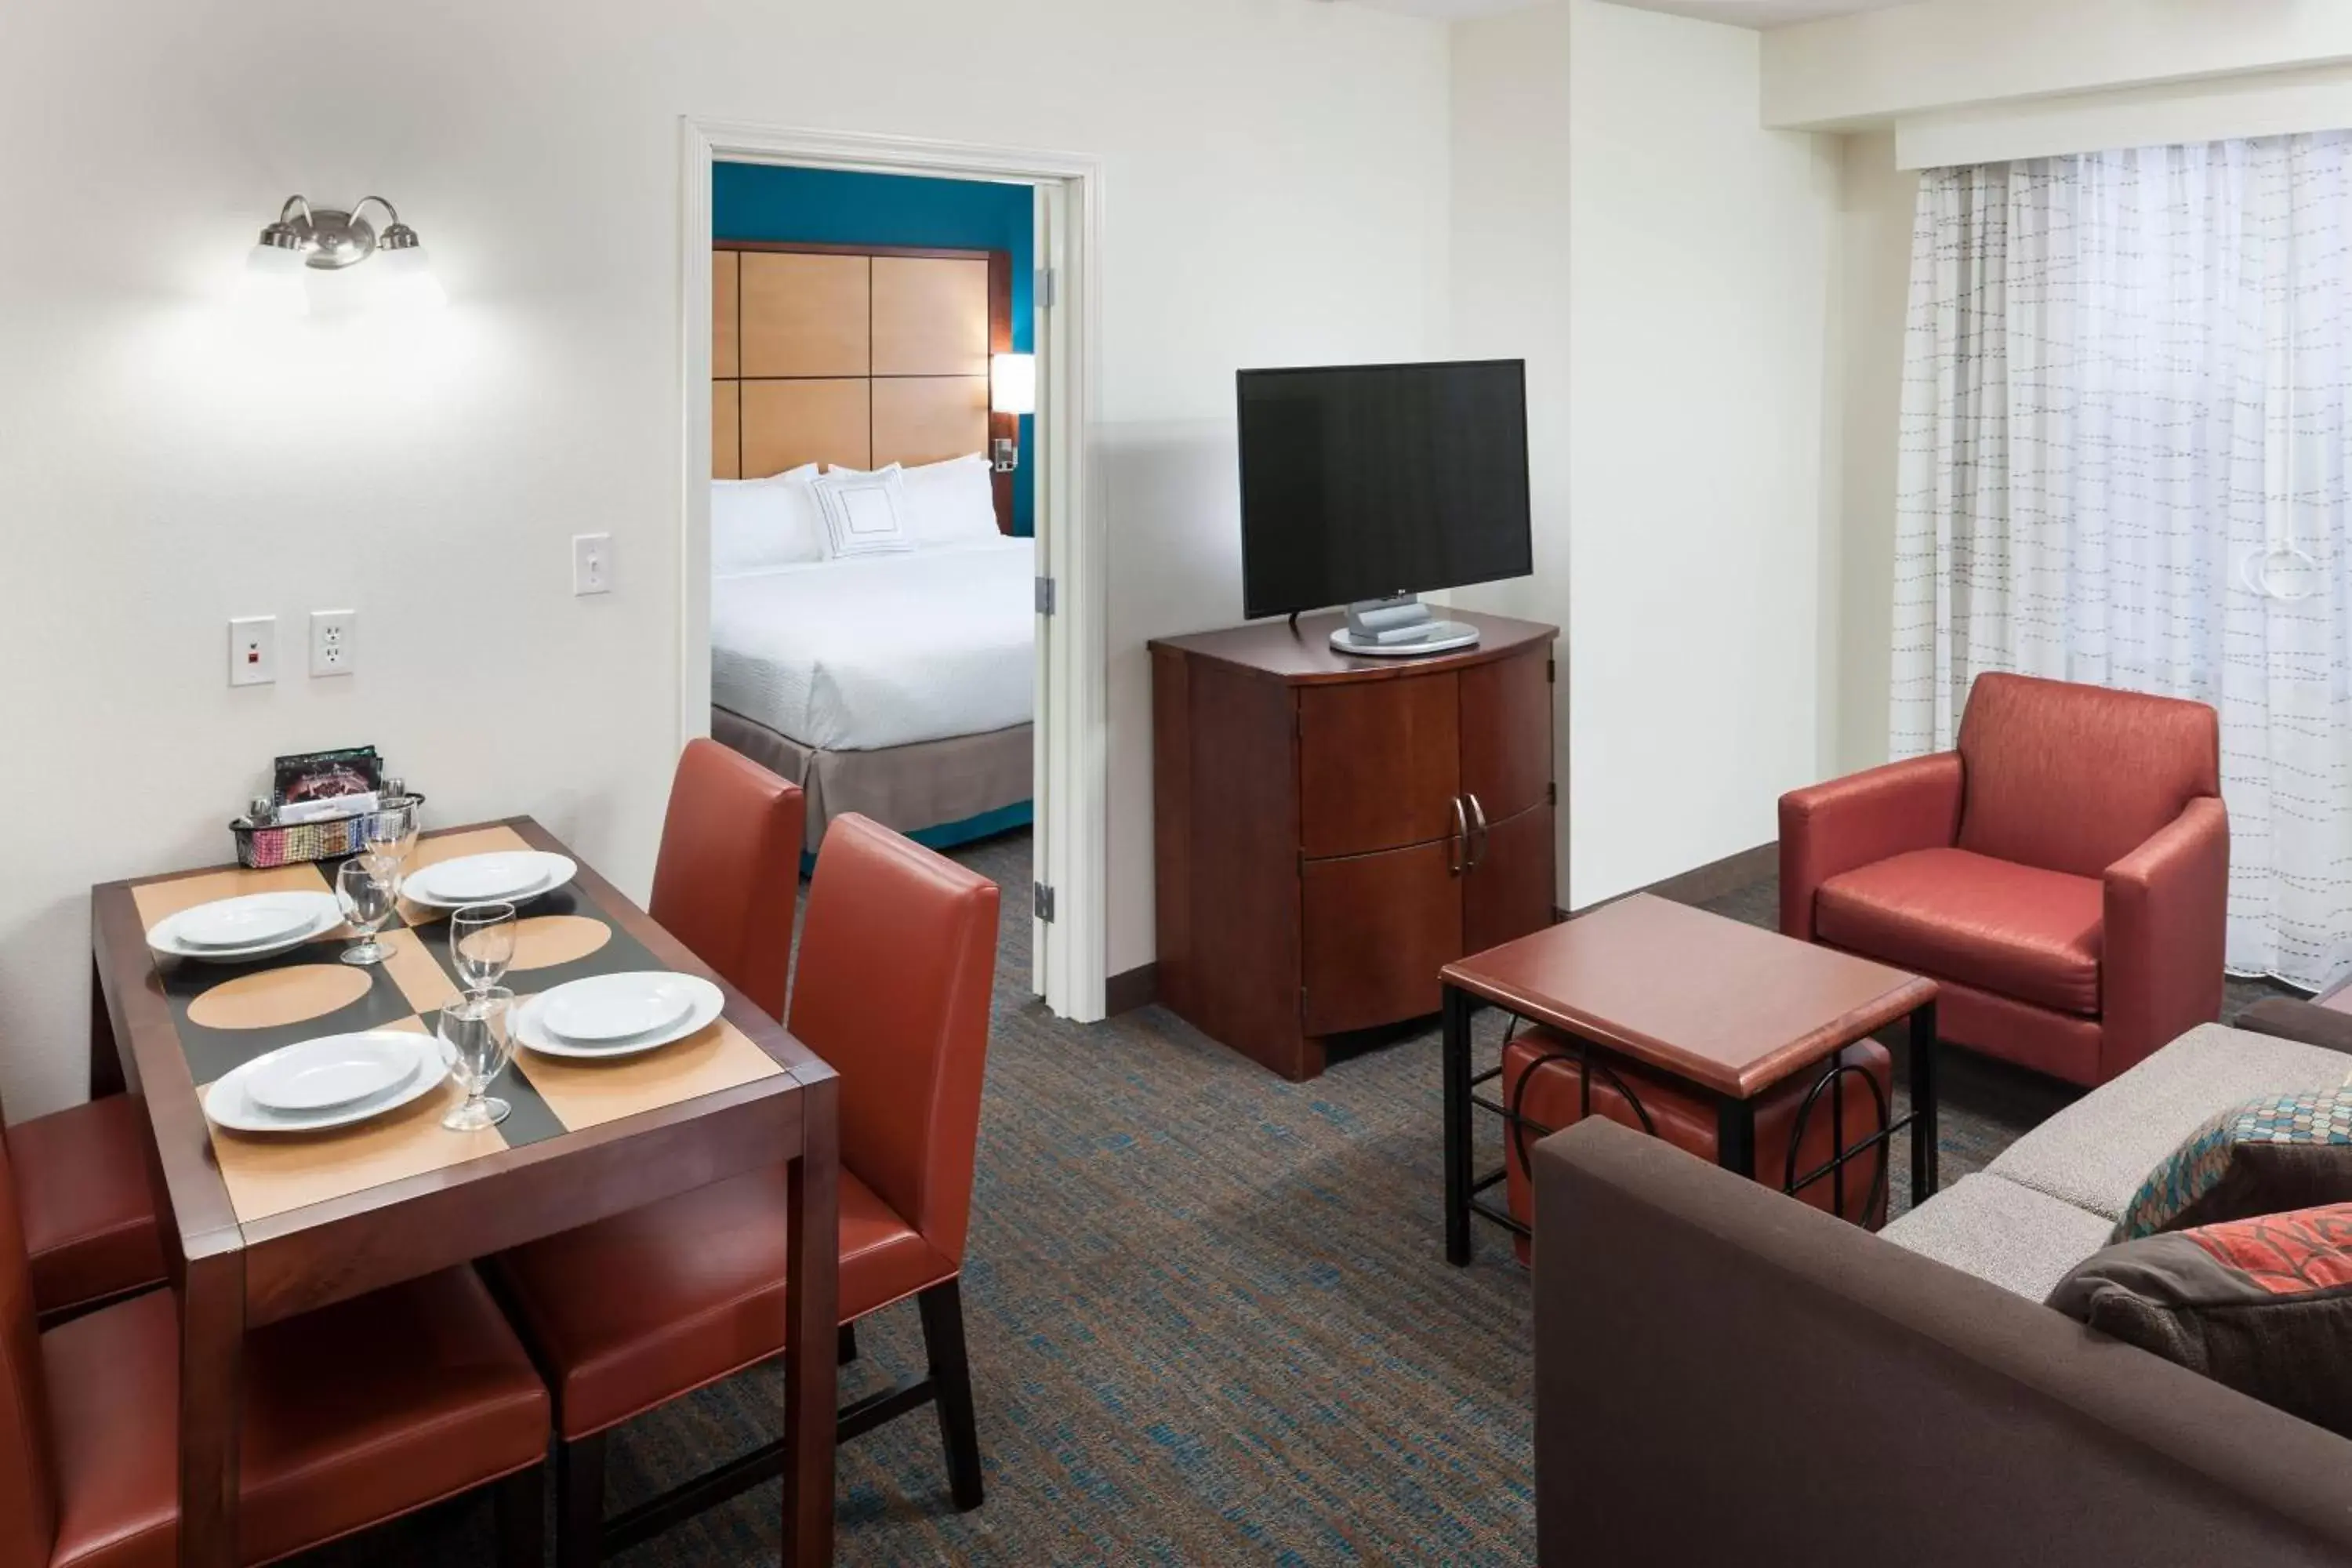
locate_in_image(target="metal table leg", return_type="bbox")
[1908,997,1940,1202]
[1443,982,1475,1265]
[1715,1096,1757,1181]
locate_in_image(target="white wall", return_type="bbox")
[0,0,1452,1118]
[1830,131,1918,775]
[1454,0,1839,909]
[1449,0,1573,626]
[1764,0,2352,129]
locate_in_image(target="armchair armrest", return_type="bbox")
[1534,1118,2352,1566]
[1777,753,1963,940]
[2103,794,2229,1079]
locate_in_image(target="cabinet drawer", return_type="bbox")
[1301,838,1463,1035]
[1298,673,1461,858]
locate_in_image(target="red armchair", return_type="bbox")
[1780,673,2227,1087]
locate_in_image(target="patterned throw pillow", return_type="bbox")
[2113,1090,2352,1243]
[2049,1202,2352,1437]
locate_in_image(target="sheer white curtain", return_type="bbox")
[1890,132,2352,989]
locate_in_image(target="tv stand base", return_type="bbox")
[1331,593,1483,658]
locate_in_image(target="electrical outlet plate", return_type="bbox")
[573,532,612,596]
[229,615,277,688]
[309,609,356,677]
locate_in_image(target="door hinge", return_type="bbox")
[1034,881,1056,923]
[1548,780,1558,807]
[1547,656,1555,685]
[1036,576,1057,616]
[1037,268,1058,310]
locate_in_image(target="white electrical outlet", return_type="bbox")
[228,616,277,688]
[573,532,612,596]
[309,609,357,677]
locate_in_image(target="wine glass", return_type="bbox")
[437,986,516,1131]
[334,857,397,967]
[361,797,421,882]
[449,903,518,992]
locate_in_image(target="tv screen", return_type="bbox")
[1236,360,1531,621]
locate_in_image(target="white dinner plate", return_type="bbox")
[516,973,724,1060]
[404,851,578,909]
[147,892,343,964]
[205,1031,446,1134]
[541,973,695,1042]
[245,1032,418,1112]
[176,895,316,949]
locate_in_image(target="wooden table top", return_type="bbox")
[1148,608,1556,685]
[1442,893,1936,1099]
[93,815,837,1327]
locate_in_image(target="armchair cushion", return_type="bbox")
[1816,848,2103,1016]
[1955,672,2221,880]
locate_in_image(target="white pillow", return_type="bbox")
[710,466,825,576]
[898,454,1001,548]
[811,466,916,557]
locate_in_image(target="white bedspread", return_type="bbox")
[710,537,1035,752]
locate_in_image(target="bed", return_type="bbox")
[710,536,1035,854]
[708,238,1033,854]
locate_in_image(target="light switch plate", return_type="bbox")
[573,533,612,596]
[309,609,356,677]
[229,615,276,688]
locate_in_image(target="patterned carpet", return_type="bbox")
[298,834,2296,1565]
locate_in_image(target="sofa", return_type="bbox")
[1532,997,2352,1567]
[1780,672,2228,1087]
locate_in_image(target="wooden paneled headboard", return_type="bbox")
[713,241,1014,532]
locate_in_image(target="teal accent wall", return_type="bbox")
[714,163,1035,535]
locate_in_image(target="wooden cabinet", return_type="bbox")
[1150,611,1561,1080]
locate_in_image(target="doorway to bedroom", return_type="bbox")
[702,158,1052,996]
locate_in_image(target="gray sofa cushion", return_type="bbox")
[1880,1174,2119,1301]
[1987,1022,2352,1221]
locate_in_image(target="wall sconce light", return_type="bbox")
[242,195,444,315]
[989,352,1036,473]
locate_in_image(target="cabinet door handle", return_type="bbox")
[1466,793,1489,869]
[1449,795,1468,875]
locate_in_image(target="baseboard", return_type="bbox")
[1106,961,1158,1015]
[1566,840,1777,920]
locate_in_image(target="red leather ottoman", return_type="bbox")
[1501,1024,1892,1261]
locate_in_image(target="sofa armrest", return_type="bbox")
[2102,795,2230,1079]
[1777,753,1963,940]
[1534,1118,2352,1567]
[2234,996,2352,1058]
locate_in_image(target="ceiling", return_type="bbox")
[1346,0,1915,28]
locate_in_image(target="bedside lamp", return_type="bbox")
[989,352,1035,473]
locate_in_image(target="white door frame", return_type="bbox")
[676,117,1109,1022]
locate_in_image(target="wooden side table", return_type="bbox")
[1441,894,1940,1264]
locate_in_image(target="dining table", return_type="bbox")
[87,815,840,1567]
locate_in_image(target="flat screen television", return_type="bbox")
[1236,359,1532,623]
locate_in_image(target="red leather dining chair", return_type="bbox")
[3,1089,165,1325]
[1780,672,2227,1087]
[0,1121,550,1567]
[648,737,805,1021]
[492,813,1000,1565]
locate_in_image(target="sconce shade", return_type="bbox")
[375,242,446,312]
[990,353,1036,416]
[240,240,310,317]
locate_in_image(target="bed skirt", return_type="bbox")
[711,706,1033,855]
